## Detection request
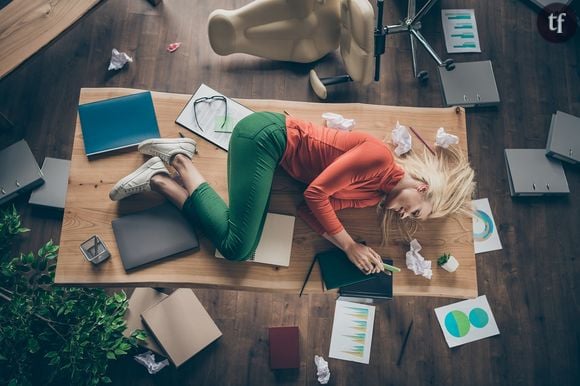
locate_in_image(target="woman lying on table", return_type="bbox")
[109,112,475,274]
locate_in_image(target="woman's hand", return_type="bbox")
[344,242,384,274]
[322,230,384,274]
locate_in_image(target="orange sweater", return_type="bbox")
[279,116,404,236]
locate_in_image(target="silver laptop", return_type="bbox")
[215,213,295,267]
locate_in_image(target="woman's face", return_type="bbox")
[386,186,432,221]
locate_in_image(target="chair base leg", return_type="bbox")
[309,70,352,100]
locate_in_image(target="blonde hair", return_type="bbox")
[378,146,476,244]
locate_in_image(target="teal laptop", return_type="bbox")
[78,91,160,156]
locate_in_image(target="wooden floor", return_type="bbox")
[0,0,578,385]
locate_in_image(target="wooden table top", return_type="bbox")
[55,87,477,298]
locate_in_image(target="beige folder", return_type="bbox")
[140,289,222,367]
[123,288,168,355]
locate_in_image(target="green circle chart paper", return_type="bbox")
[444,310,470,337]
[473,209,494,241]
[469,307,489,328]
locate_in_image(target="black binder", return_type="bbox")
[0,140,44,206]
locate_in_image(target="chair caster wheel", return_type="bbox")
[417,71,429,81]
[443,59,455,71]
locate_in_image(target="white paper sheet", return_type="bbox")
[175,84,253,151]
[441,9,481,53]
[329,300,375,364]
[434,295,500,348]
[472,198,502,254]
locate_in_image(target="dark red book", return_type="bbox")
[269,326,299,369]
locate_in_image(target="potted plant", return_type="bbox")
[437,253,459,272]
[0,205,146,386]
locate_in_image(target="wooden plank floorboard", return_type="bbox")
[0,0,579,385]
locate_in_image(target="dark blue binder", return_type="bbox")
[78,91,160,156]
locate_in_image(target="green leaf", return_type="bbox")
[119,342,132,351]
[102,376,112,384]
[106,352,116,360]
[0,353,7,360]
[114,349,126,356]
[134,331,147,341]
[113,291,126,303]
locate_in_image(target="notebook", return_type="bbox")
[141,289,222,367]
[269,326,300,369]
[339,259,393,300]
[112,202,199,271]
[316,248,377,290]
[78,91,160,156]
[175,83,253,151]
[0,140,44,206]
[28,157,70,209]
[123,288,168,355]
[215,213,295,266]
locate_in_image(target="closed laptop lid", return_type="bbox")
[112,202,199,271]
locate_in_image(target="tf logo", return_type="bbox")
[537,3,577,43]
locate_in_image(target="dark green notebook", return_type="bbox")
[316,249,377,290]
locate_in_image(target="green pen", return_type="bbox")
[383,263,401,273]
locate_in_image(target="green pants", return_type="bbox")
[182,111,287,261]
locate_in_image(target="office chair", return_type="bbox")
[310,0,455,99]
[207,0,455,99]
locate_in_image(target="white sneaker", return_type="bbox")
[138,137,197,164]
[109,157,169,201]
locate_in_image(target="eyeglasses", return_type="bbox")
[193,95,228,132]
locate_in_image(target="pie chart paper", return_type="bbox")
[472,198,502,254]
[434,295,500,348]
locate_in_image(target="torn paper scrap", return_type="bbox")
[314,355,330,384]
[405,239,432,279]
[167,42,182,53]
[434,127,459,148]
[134,351,170,374]
[322,112,355,131]
[391,121,412,156]
[108,48,133,71]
